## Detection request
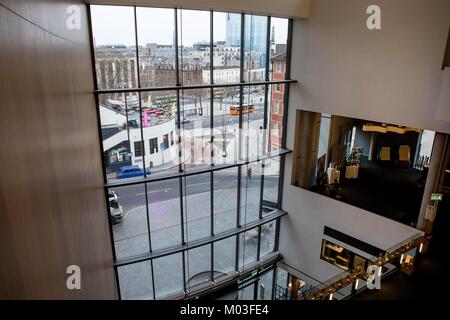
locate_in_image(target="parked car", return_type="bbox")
[116,165,151,179]
[108,190,123,225]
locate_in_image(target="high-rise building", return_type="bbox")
[225,13,240,47]
[226,13,267,66]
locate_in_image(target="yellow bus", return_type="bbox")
[229,104,255,115]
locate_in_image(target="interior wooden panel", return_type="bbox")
[0,0,116,299]
[0,0,90,44]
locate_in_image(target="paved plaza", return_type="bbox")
[114,179,278,299]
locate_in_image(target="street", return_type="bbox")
[113,170,279,210]
[111,94,278,299]
[181,101,266,130]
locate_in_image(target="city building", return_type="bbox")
[95,45,138,94]
[226,12,268,66]
[203,67,265,84]
[269,50,287,150]
[225,13,241,47]
[1,0,450,306]
[100,101,178,175]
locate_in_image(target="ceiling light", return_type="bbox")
[362,123,387,133]
[386,125,405,134]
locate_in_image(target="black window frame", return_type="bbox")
[149,137,158,154]
[88,5,295,300]
[134,140,144,157]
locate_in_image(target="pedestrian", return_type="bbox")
[247,167,252,180]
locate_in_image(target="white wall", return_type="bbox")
[280,170,423,280]
[436,67,450,121]
[289,0,450,134]
[129,118,178,168]
[100,105,126,127]
[279,0,445,282]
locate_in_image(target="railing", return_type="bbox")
[298,232,428,300]
[275,232,429,300]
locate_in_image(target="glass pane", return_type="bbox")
[269,18,288,80]
[153,252,184,298]
[147,179,182,250]
[267,18,288,151]
[274,267,289,300]
[268,84,285,151]
[257,270,274,300]
[140,90,179,176]
[260,220,276,257]
[211,12,241,84]
[212,87,240,165]
[238,227,259,269]
[240,163,262,225]
[213,167,238,234]
[99,93,139,183]
[262,157,280,208]
[243,15,267,82]
[186,244,211,289]
[214,236,236,278]
[184,173,211,242]
[118,261,153,300]
[110,185,149,259]
[242,85,266,160]
[136,7,176,87]
[91,6,137,90]
[177,9,210,86]
[180,88,212,170]
[238,283,255,300]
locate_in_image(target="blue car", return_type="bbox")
[117,165,151,179]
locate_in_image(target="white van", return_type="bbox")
[108,190,123,224]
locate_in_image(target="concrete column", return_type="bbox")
[417,132,448,232]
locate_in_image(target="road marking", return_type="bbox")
[136,188,172,196]
[187,181,218,187]
[122,205,146,221]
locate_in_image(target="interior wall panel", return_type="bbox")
[0,0,116,299]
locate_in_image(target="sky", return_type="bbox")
[91,6,288,47]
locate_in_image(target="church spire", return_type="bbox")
[270,26,276,54]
